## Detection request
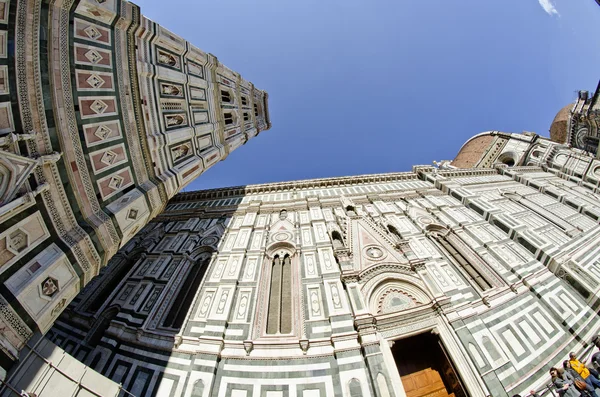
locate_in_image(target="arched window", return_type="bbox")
[266,254,292,334]
[348,379,362,397]
[221,90,232,103]
[481,335,502,362]
[345,205,357,216]
[254,103,259,117]
[331,231,345,250]
[85,306,120,347]
[387,224,402,240]
[243,112,249,122]
[224,112,234,125]
[163,254,211,329]
[241,96,248,106]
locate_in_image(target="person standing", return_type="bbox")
[569,353,600,390]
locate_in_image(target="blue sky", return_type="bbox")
[137,0,600,190]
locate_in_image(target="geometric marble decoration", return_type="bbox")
[84,49,103,64]
[127,208,138,220]
[6,229,29,254]
[94,125,112,140]
[90,99,108,114]
[107,175,124,190]
[84,26,102,40]
[86,74,106,89]
[100,150,118,166]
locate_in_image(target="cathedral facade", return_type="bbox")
[39,131,600,397]
[0,0,270,371]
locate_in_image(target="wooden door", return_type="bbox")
[401,368,454,397]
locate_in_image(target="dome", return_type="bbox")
[451,133,495,168]
[549,104,573,144]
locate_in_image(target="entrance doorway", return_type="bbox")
[390,332,467,397]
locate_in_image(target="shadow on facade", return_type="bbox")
[43,191,245,396]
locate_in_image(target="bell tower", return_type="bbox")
[0,0,269,369]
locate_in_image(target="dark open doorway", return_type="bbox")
[390,332,468,397]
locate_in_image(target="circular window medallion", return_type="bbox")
[418,216,433,225]
[201,236,218,246]
[365,246,384,259]
[273,232,289,242]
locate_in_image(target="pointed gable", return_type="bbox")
[347,216,408,271]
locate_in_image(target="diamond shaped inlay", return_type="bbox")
[83,26,102,40]
[127,208,139,220]
[90,99,108,114]
[6,229,29,255]
[108,175,124,190]
[86,74,105,89]
[41,277,59,297]
[94,125,112,140]
[100,150,118,166]
[84,49,103,64]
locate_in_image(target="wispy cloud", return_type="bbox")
[538,0,560,16]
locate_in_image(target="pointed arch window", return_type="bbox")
[437,237,492,291]
[163,253,211,329]
[266,254,292,334]
[429,229,503,292]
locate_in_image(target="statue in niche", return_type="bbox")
[172,145,189,161]
[158,52,177,67]
[165,114,185,127]
[161,84,182,97]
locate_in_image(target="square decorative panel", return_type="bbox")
[84,49,103,64]
[6,229,29,255]
[84,26,102,40]
[86,74,106,89]
[94,125,112,140]
[90,99,108,114]
[100,150,118,166]
[108,175,124,190]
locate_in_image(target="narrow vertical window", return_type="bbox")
[163,255,210,329]
[254,103,259,117]
[266,254,292,334]
[243,112,249,122]
[436,235,493,291]
[241,96,248,106]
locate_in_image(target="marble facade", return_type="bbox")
[42,131,600,396]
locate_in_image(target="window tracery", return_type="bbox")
[427,225,503,292]
[266,254,292,334]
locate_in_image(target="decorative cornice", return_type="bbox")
[170,171,420,202]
